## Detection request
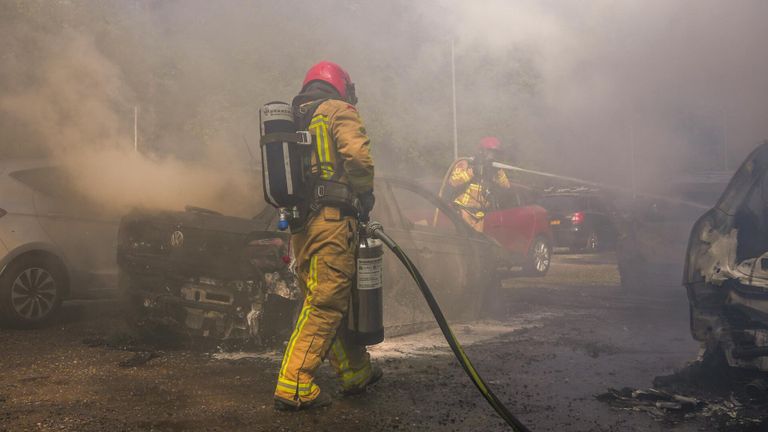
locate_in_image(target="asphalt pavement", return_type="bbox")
[0,252,710,432]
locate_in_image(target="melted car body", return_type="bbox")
[685,141,768,371]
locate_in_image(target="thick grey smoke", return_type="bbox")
[0,24,259,217]
[433,0,768,191]
[2,0,767,208]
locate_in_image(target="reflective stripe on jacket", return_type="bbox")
[305,99,374,194]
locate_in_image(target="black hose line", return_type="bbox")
[366,222,532,432]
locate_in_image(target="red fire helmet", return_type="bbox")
[479,136,501,151]
[302,61,356,103]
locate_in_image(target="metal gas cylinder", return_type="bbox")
[348,234,384,345]
[259,101,310,218]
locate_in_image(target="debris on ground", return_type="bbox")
[598,357,768,431]
[82,333,145,351]
[118,351,161,368]
[597,386,768,430]
[596,387,701,421]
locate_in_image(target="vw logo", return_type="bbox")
[170,230,184,248]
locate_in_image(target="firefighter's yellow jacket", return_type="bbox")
[306,99,374,194]
[449,159,511,213]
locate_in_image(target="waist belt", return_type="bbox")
[310,179,360,216]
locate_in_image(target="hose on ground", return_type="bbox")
[367,222,532,432]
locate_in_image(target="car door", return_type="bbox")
[382,178,491,322]
[11,167,120,295]
[483,186,534,258]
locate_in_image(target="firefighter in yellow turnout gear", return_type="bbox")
[274,61,381,411]
[449,137,511,231]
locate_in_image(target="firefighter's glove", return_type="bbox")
[358,190,375,223]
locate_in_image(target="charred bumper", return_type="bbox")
[117,208,301,343]
[125,273,299,341]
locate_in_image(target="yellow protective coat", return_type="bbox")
[449,159,510,231]
[305,99,374,194]
[274,100,374,406]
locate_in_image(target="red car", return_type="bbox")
[480,183,553,276]
[436,165,553,276]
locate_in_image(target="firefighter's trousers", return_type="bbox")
[274,207,373,405]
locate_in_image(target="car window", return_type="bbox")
[517,188,534,206]
[390,185,459,235]
[10,166,111,216]
[10,166,78,198]
[735,172,768,260]
[494,187,520,209]
[539,195,582,212]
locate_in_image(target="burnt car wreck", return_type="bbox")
[117,206,300,344]
[685,142,768,372]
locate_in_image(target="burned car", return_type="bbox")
[685,141,768,371]
[117,206,300,344]
[118,177,511,344]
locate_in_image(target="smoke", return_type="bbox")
[435,0,768,189]
[0,29,131,155]
[0,27,259,217]
[2,0,768,210]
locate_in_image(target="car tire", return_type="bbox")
[120,272,154,332]
[0,255,65,328]
[523,237,551,277]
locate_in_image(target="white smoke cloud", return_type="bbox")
[428,0,768,190]
[0,29,260,217]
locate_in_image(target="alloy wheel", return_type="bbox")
[586,232,599,251]
[534,241,551,273]
[10,267,58,320]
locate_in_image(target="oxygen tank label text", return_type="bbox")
[356,257,382,290]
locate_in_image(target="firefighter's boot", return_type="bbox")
[340,364,383,396]
[274,390,332,411]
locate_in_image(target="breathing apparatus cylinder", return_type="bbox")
[348,228,384,345]
[259,101,311,229]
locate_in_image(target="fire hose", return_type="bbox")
[366,221,532,432]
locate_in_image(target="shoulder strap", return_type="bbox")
[295,99,346,182]
[294,99,328,130]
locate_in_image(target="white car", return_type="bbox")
[0,160,118,327]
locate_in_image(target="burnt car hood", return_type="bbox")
[118,207,290,278]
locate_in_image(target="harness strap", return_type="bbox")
[260,131,312,146]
